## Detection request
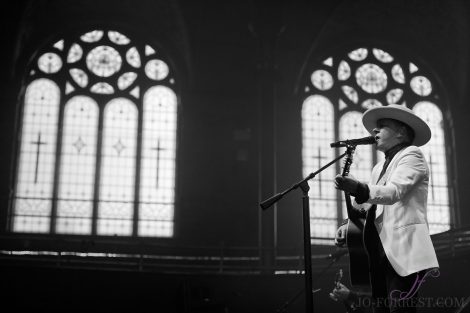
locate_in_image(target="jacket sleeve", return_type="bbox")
[350,161,382,212]
[350,200,370,218]
[367,147,428,205]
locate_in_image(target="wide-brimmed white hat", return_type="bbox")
[362,104,431,146]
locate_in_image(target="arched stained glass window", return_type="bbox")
[302,47,452,244]
[13,79,60,233]
[11,29,179,238]
[98,98,138,236]
[56,96,99,235]
[302,95,336,244]
[139,86,177,237]
[413,102,451,233]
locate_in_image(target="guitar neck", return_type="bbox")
[344,191,354,218]
[341,145,356,220]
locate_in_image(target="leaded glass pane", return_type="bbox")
[70,68,88,88]
[98,98,138,236]
[130,87,140,99]
[348,48,368,61]
[117,72,138,90]
[311,70,334,90]
[339,111,374,219]
[323,57,333,67]
[409,62,419,73]
[355,63,388,94]
[373,48,394,63]
[86,46,122,77]
[145,59,170,81]
[338,60,351,81]
[53,40,64,51]
[362,98,383,109]
[413,102,450,234]
[410,76,432,96]
[302,95,336,244]
[65,82,75,95]
[90,82,114,94]
[56,96,99,234]
[139,86,177,237]
[391,64,405,84]
[341,85,358,103]
[108,31,130,45]
[386,88,404,105]
[38,52,62,74]
[145,45,156,56]
[13,79,60,233]
[67,43,83,63]
[81,30,104,43]
[126,47,141,68]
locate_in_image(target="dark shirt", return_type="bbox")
[352,142,411,204]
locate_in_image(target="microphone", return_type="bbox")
[330,135,376,148]
[325,249,348,260]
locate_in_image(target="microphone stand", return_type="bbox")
[275,252,347,313]
[260,150,348,313]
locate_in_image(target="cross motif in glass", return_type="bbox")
[31,132,47,184]
[311,147,327,197]
[113,138,125,155]
[151,139,165,188]
[72,136,86,153]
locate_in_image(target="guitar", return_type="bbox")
[342,145,370,287]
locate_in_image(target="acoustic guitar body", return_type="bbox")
[346,217,370,286]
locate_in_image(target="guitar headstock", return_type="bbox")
[342,145,356,177]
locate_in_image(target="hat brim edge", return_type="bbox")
[362,107,431,147]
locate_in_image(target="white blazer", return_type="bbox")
[354,145,439,276]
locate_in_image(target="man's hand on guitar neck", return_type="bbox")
[334,174,370,205]
[334,174,359,194]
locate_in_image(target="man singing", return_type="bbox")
[334,104,439,313]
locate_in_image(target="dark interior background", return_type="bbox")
[0,1,469,312]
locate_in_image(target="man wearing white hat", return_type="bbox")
[334,104,439,313]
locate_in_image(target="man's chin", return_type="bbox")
[375,144,385,152]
